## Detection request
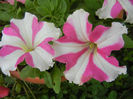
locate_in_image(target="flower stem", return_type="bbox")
[17,68,36,99]
[23,81,36,99]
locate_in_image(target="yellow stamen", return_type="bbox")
[89,42,97,49]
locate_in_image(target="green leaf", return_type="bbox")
[15,83,22,93]
[123,34,133,48]
[108,91,117,99]
[36,0,67,23]
[0,11,13,21]
[36,7,51,17]
[43,71,53,88]
[25,0,34,9]
[16,7,22,18]
[4,76,15,85]
[50,0,58,11]
[84,0,104,11]
[20,66,40,79]
[58,0,67,14]
[51,66,61,94]
[37,0,51,11]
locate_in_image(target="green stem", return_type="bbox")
[23,85,30,98]
[23,81,36,99]
[17,68,36,99]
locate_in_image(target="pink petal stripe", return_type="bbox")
[7,0,14,5]
[89,25,109,42]
[101,54,119,67]
[32,17,43,45]
[25,53,34,67]
[17,0,26,4]
[15,53,35,68]
[81,53,108,84]
[38,38,54,55]
[7,0,26,5]
[0,45,21,57]
[111,1,123,18]
[57,36,85,44]
[55,48,88,71]
[129,0,133,5]
[15,53,25,67]
[103,0,108,6]
[97,38,124,56]
[0,86,9,98]
[62,22,85,43]
[3,22,26,43]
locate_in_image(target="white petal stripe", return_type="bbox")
[34,22,61,47]
[96,22,127,48]
[0,50,25,76]
[96,0,116,19]
[1,33,26,48]
[67,9,90,42]
[11,12,35,48]
[53,41,87,57]
[64,49,91,84]
[29,47,54,71]
[118,0,133,23]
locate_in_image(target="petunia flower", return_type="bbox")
[0,12,61,76]
[7,0,26,5]
[53,9,127,85]
[0,86,9,98]
[96,0,133,24]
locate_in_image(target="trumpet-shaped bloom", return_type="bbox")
[0,12,61,76]
[53,9,127,85]
[7,0,25,5]
[0,86,9,98]
[96,0,133,23]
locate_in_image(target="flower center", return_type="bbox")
[21,45,34,52]
[89,42,97,49]
[85,42,97,50]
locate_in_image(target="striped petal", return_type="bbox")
[34,22,61,47]
[11,12,36,49]
[64,49,126,85]
[0,48,25,76]
[53,41,86,58]
[96,0,123,19]
[64,48,90,84]
[92,52,127,82]
[1,22,26,48]
[29,47,54,71]
[119,0,133,23]
[95,22,127,56]
[65,9,92,42]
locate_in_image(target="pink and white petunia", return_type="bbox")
[96,0,133,24]
[0,12,61,76]
[53,9,127,85]
[7,0,26,5]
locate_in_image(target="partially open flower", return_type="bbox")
[0,12,61,76]
[0,86,9,98]
[53,9,127,85]
[96,0,133,24]
[7,0,26,5]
